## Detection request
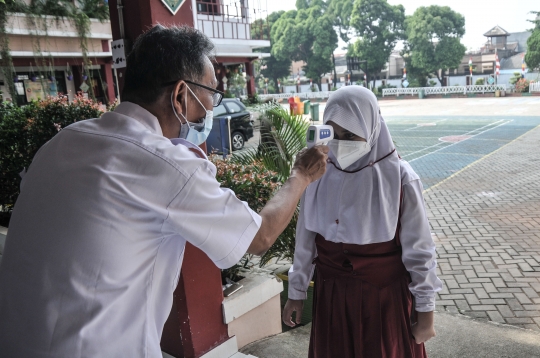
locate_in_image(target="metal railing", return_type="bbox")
[530,82,540,93]
[382,85,509,97]
[256,91,333,101]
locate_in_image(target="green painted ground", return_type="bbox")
[386,116,540,189]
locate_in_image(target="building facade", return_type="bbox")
[1,6,115,105]
[108,0,270,98]
[0,0,270,104]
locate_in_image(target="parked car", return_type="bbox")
[210,98,254,151]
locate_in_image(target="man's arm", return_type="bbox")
[247,146,328,255]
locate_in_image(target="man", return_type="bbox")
[0,25,328,357]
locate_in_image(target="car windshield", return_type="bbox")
[225,101,244,113]
[213,104,227,117]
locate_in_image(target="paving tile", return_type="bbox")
[421,123,540,330]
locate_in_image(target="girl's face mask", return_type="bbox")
[328,139,371,169]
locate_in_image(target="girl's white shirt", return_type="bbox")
[288,86,442,312]
[288,159,443,312]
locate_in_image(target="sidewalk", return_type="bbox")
[241,312,540,357]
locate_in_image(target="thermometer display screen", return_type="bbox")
[308,129,315,141]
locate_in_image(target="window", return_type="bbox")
[213,104,228,117]
[225,101,244,114]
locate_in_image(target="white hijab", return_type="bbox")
[303,86,401,244]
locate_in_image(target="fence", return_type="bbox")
[382,84,509,97]
[530,82,540,93]
[256,91,333,101]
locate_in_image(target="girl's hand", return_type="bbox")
[412,311,436,344]
[282,299,304,327]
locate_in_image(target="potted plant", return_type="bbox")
[275,268,315,328]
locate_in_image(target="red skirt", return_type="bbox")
[308,234,427,358]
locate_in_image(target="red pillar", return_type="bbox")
[245,61,255,97]
[161,243,229,357]
[107,0,194,94]
[72,65,82,95]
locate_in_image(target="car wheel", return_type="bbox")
[231,132,245,151]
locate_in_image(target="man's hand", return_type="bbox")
[412,311,436,344]
[291,145,329,184]
[247,145,329,256]
[282,299,304,327]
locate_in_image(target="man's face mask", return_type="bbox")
[328,139,371,169]
[171,85,213,145]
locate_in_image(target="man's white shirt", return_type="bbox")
[0,102,261,358]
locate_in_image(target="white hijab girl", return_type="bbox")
[287,86,441,313]
[304,85,401,243]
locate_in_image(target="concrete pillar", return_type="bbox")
[102,63,116,104]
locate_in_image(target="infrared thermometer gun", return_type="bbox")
[306,125,334,148]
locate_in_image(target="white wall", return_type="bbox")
[0,72,12,101]
[281,84,317,93]
[446,72,538,86]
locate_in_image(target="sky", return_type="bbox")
[264,0,539,52]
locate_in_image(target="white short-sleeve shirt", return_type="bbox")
[0,102,261,358]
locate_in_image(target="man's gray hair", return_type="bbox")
[122,24,215,104]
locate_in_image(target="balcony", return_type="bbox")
[196,0,269,42]
[5,12,112,58]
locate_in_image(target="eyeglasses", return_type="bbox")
[163,79,224,107]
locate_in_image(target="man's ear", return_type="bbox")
[172,81,188,119]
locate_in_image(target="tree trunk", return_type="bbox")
[332,53,337,84]
[436,73,443,87]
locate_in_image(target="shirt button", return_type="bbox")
[369,161,374,166]
[343,249,348,254]
[335,219,339,224]
[352,272,357,276]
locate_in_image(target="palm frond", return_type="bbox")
[231,102,310,266]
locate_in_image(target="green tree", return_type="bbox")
[271,4,338,85]
[251,11,291,92]
[525,11,540,71]
[327,0,354,42]
[348,0,405,88]
[403,6,466,86]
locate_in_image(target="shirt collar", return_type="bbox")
[114,102,164,136]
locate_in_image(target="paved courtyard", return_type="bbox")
[382,98,540,331]
[258,97,540,333]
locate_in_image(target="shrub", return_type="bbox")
[224,90,235,98]
[475,78,485,85]
[211,157,281,280]
[0,94,104,215]
[514,78,531,93]
[232,103,309,266]
[241,92,262,106]
[377,84,396,94]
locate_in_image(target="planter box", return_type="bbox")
[276,272,315,328]
[222,271,283,349]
